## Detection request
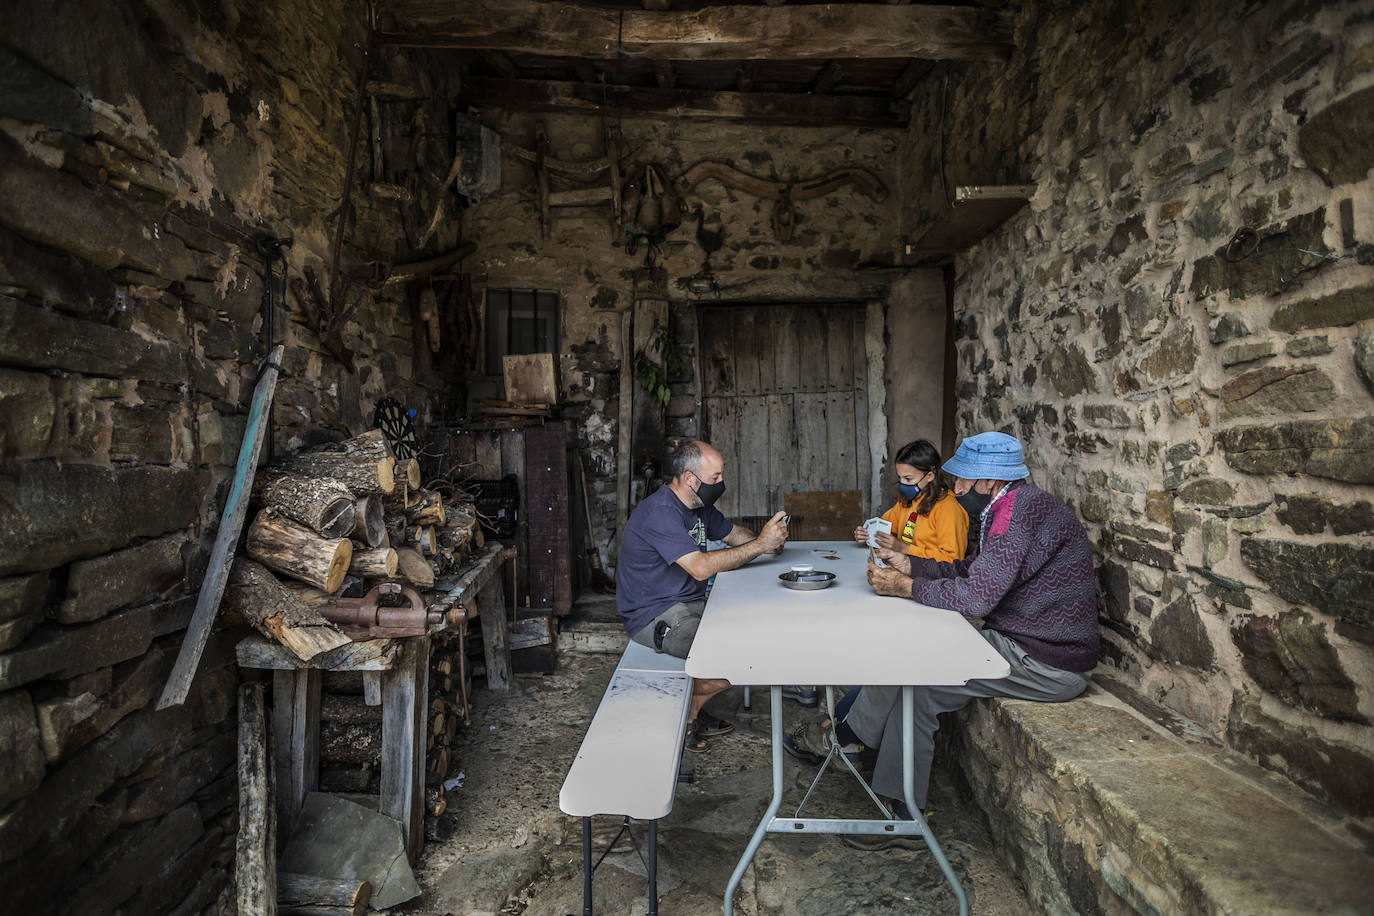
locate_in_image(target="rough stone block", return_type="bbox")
[1083,404,1131,428]
[1149,594,1215,669]
[109,405,178,464]
[1201,518,1228,568]
[1219,417,1374,484]
[1241,538,1374,642]
[1285,334,1331,357]
[1111,535,1176,570]
[0,223,117,320]
[0,295,185,384]
[1220,340,1276,367]
[1111,520,1170,545]
[1271,281,1374,333]
[1176,477,1235,505]
[0,787,129,914]
[1044,343,1097,396]
[122,733,234,823]
[1298,85,1374,185]
[0,689,45,809]
[0,367,56,459]
[1231,610,1365,724]
[1227,694,1374,817]
[1220,365,1334,418]
[1329,500,1374,535]
[1144,490,1174,524]
[0,461,195,576]
[1356,330,1374,397]
[1207,312,1249,344]
[0,572,48,624]
[1275,494,1328,534]
[0,614,40,654]
[65,804,205,915]
[36,646,174,762]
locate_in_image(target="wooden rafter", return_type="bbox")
[812,60,845,94]
[890,59,932,99]
[379,1,1015,62]
[460,76,908,127]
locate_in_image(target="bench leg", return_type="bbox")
[648,819,658,916]
[582,817,593,916]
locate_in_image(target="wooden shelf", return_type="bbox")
[907,184,1035,261]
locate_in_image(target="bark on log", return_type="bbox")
[278,872,370,916]
[348,547,398,578]
[237,682,276,915]
[405,491,446,527]
[246,510,353,593]
[400,458,421,489]
[279,431,396,495]
[350,496,385,548]
[320,719,381,766]
[222,559,352,662]
[251,472,357,538]
[394,548,434,590]
[278,579,333,609]
[320,692,383,726]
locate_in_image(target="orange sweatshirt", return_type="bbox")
[880,491,969,562]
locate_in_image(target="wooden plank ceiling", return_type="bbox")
[377,1,1015,127]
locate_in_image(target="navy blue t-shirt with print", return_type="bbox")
[615,484,733,637]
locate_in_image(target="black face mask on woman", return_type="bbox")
[693,476,726,509]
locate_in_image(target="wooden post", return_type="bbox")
[616,308,633,535]
[381,635,429,862]
[237,681,277,915]
[477,572,512,692]
[272,668,320,846]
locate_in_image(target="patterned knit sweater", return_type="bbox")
[907,481,1100,672]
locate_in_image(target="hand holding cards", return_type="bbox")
[861,517,891,549]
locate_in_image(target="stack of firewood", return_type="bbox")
[222,429,483,661]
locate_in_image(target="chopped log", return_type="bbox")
[279,431,396,495]
[348,547,398,578]
[236,682,276,915]
[320,693,383,726]
[246,510,353,593]
[426,747,449,779]
[250,473,356,539]
[400,457,421,489]
[351,496,385,547]
[394,548,434,590]
[278,580,333,609]
[383,511,408,545]
[221,560,352,662]
[278,872,370,916]
[320,719,382,766]
[406,492,446,527]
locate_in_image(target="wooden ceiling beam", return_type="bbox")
[573,59,598,83]
[890,59,932,99]
[460,77,909,128]
[481,50,520,79]
[812,60,845,95]
[379,1,1014,62]
[653,61,676,89]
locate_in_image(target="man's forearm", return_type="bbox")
[694,538,769,577]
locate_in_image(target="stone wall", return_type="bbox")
[461,110,909,560]
[905,0,1374,824]
[0,0,464,910]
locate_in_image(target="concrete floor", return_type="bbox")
[396,597,1031,916]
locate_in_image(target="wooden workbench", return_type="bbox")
[235,543,512,862]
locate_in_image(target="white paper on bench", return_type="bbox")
[559,668,692,820]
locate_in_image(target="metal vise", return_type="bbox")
[319,582,465,640]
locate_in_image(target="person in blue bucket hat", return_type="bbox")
[785,431,1099,846]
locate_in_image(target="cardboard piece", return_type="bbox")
[502,353,558,405]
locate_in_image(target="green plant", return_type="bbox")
[634,321,685,408]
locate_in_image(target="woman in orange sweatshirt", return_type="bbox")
[855,439,968,563]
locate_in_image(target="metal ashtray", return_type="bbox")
[779,570,836,590]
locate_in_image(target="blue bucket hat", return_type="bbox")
[942,432,1029,481]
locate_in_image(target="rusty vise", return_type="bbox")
[319,582,465,640]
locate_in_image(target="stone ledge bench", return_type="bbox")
[559,639,693,916]
[944,681,1371,915]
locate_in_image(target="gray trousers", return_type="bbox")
[843,628,1091,808]
[630,600,705,659]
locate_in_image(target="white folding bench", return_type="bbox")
[559,640,692,916]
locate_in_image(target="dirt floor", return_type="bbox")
[393,602,1032,916]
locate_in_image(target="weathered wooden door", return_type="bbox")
[699,303,870,521]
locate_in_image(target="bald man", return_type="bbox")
[615,440,788,751]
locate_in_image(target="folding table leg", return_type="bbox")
[582,817,593,916]
[901,686,969,916]
[648,819,658,916]
[723,686,784,916]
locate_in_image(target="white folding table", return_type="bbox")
[686,541,1011,915]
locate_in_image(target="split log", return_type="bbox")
[394,548,434,590]
[350,496,385,548]
[236,682,276,915]
[278,580,333,609]
[221,559,352,662]
[348,547,398,578]
[279,430,396,495]
[246,510,353,593]
[405,492,446,527]
[320,693,383,726]
[383,512,408,545]
[278,872,370,916]
[400,457,421,489]
[251,472,357,539]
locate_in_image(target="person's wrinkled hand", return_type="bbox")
[873,531,901,551]
[867,555,913,598]
[759,510,788,555]
[874,546,911,574]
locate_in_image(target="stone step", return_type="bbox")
[948,682,1372,915]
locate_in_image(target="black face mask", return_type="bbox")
[693,476,726,509]
[956,488,991,518]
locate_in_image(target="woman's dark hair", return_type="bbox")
[894,439,955,516]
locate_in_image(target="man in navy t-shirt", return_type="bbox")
[616,440,788,750]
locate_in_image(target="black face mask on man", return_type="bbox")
[692,474,726,509]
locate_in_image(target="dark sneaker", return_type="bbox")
[783,720,863,765]
[696,711,735,737]
[781,685,819,707]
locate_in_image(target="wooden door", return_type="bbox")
[699,303,870,523]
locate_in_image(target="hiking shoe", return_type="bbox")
[781,685,819,707]
[782,720,863,765]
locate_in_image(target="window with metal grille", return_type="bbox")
[485,288,560,376]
